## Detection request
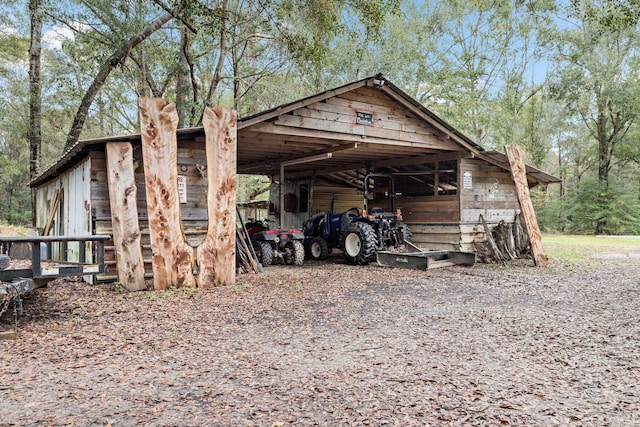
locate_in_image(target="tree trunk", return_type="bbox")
[176,25,190,128]
[596,97,611,190]
[200,0,228,124]
[64,7,181,151]
[505,144,548,267]
[28,0,43,180]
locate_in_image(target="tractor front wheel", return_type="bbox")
[343,222,377,265]
[308,237,330,260]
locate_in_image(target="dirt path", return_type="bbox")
[2,254,639,426]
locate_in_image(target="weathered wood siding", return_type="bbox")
[92,143,210,281]
[312,185,362,215]
[458,157,520,251]
[459,157,519,222]
[373,196,461,250]
[34,157,92,262]
[280,87,460,151]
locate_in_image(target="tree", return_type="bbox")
[63,2,185,150]
[549,0,640,232]
[28,0,43,180]
[0,27,31,224]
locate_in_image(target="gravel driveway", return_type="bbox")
[2,251,639,426]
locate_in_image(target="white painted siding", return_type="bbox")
[34,157,92,263]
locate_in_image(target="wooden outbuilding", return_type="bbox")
[30,74,559,286]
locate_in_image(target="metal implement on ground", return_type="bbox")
[376,240,476,270]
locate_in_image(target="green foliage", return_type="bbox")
[565,177,640,234]
[1,0,640,236]
[0,156,31,225]
[570,0,640,33]
[237,175,270,202]
[533,189,571,233]
[549,0,640,195]
[0,30,31,224]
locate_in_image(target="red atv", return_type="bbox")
[245,219,305,266]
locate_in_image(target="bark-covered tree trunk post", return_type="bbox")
[28,0,43,224]
[175,26,190,128]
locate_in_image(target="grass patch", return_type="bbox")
[0,222,36,237]
[543,234,640,263]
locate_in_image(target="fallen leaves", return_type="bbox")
[1,257,639,425]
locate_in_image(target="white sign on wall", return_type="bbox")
[177,175,188,204]
[463,171,473,189]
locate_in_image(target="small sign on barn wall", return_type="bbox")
[356,111,373,126]
[463,171,473,189]
[177,175,188,204]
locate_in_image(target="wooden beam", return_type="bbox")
[239,142,359,173]
[196,106,237,288]
[285,151,465,180]
[139,98,196,289]
[105,142,146,291]
[273,114,456,147]
[505,144,547,267]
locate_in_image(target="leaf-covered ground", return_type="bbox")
[2,249,639,426]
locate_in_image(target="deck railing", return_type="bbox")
[0,235,110,282]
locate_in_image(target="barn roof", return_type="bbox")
[31,74,560,188]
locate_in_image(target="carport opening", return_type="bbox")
[392,159,458,197]
[237,174,271,224]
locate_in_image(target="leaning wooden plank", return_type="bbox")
[42,189,61,236]
[197,106,237,287]
[139,98,196,289]
[504,145,548,267]
[105,142,146,291]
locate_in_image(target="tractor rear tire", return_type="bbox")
[254,241,273,266]
[343,222,377,265]
[284,240,305,266]
[308,237,330,260]
[0,254,9,270]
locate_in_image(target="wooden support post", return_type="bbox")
[139,98,196,289]
[197,106,237,287]
[505,144,548,267]
[105,142,146,291]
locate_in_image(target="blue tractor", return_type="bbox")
[302,173,410,265]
